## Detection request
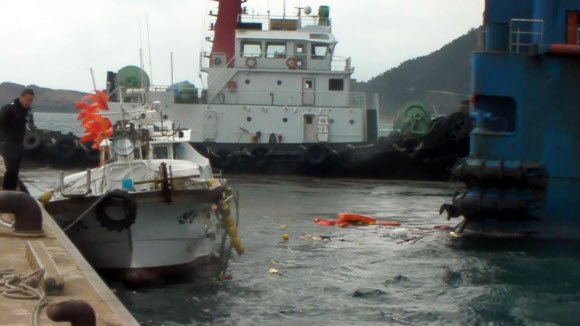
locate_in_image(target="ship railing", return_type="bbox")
[509,18,544,54]
[238,13,330,30]
[331,56,352,72]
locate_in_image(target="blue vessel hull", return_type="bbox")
[441,0,580,239]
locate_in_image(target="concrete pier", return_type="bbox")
[0,161,138,325]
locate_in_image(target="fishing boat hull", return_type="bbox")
[46,187,230,283]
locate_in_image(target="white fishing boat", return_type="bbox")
[105,1,380,175]
[44,102,243,283]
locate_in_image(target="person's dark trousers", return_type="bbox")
[1,145,29,194]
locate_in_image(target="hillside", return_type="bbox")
[0,82,86,113]
[354,27,480,118]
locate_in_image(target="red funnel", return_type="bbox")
[212,0,242,66]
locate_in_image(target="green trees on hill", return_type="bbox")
[354,27,480,118]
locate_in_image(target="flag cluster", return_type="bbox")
[75,91,113,149]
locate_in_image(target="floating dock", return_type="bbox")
[0,165,138,325]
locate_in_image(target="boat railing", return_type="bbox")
[509,18,544,54]
[238,13,330,30]
[60,170,92,198]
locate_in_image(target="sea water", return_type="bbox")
[22,114,580,325]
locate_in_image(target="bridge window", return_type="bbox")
[153,146,169,159]
[329,79,344,91]
[312,43,328,59]
[266,42,286,59]
[241,42,261,58]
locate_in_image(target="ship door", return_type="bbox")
[303,114,316,142]
[302,78,315,106]
[203,111,218,141]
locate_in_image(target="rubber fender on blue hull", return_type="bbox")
[440,186,545,222]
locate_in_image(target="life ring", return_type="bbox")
[95,189,137,232]
[210,148,236,169]
[245,57,257,69]
[23,131,42,151]
[56,138,77,161]
[304,144,328,166]
[251,147,272,169]
[337,213,377,225]
[286,57,298,69]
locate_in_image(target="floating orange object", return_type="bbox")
[335,221,350,228]
[378,221,401,227]
[313,218,336,226]
[337,213,377,225]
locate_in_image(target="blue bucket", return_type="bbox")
[122,178,135,190]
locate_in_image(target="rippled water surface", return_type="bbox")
[22,170,580,326]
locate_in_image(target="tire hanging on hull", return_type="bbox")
[94,189,137,232]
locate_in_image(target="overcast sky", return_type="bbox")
[1,0,484,92]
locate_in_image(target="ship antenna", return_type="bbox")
[170,52,174,90]
[146,14,153,85]
[138,19,145,101]
[89,67,97,93]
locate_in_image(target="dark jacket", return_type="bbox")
[0,98,34,148]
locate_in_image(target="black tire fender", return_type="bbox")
[23,131,43,151]
[94,189,137,232]
[251,147,272,168]
[210,148,236,169]
[305,145,328,166]
[56,138,78,161]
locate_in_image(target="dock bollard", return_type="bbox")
[46,299,96,326]
[0,190,44,235]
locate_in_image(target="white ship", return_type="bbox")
[45,104,243,283]
[105,1,379,174]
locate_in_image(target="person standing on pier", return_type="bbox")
[0,88,35,193]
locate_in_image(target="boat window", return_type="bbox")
[295,44,305,55]
[328,79,344,91]
[265,42,287,58]
[305,116,313,124]
[311,43,328,59]
[241,42,261,58]
[153,146,169,159]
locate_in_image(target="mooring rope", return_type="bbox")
[0,268,46,326]
[61,191,109,232]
